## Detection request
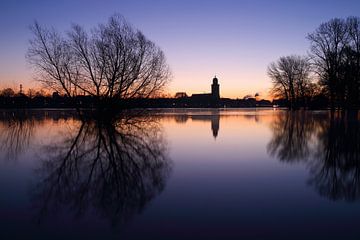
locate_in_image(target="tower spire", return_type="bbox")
[211,75,220,100]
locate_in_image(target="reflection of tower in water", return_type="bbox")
[190,111,220,139]
[211,114,220,139]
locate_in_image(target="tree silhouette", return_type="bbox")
[0,88,16,97]
[307,17,360,109]
[268,55,312,109]
[27,14,171,104]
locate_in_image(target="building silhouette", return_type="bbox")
[211,76,220,100]
[190,76,220,106]
[174,92,188,98]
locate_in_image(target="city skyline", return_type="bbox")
[1,0,360,99]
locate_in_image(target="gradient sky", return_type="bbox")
[1,0,360,99]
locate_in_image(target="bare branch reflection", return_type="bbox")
[267,111,324,163]
[309,113,360,201]
[0,110,80,161]
[31,113,171,226]
[268,111,360,201]
[0,111,36,161]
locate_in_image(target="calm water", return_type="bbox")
[0,108,360,239]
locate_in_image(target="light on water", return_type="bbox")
[0,109,360,239]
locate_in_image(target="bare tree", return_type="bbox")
[27,14,171,104]
[27,22,76,97]
[268,55,312,109]
[343,17,360,108]
[27,88,36,98]
[307,18,349,109]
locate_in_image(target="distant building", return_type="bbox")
[175,92,188,98]
[191,76,220,104]
[52,91,60,98]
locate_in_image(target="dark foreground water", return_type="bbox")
[0,108,360,239]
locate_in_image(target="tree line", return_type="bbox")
[0,87,94,108]
[0,87,47,98]
[268,16,360,110]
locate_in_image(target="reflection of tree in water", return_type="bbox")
[0,110,79,161]
[174,115,188,123]
[268,111,360,201]
[0,111,36,161]
[309,113,360,201]
[267,111,324,163]
[32,113,171,226]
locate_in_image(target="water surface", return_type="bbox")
[0,109,360,239]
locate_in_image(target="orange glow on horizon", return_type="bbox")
[0,70,273,100]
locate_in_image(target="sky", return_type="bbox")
[1,0,360,99]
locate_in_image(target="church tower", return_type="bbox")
[211,75,220,100]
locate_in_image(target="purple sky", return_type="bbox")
[1,0,360,98]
